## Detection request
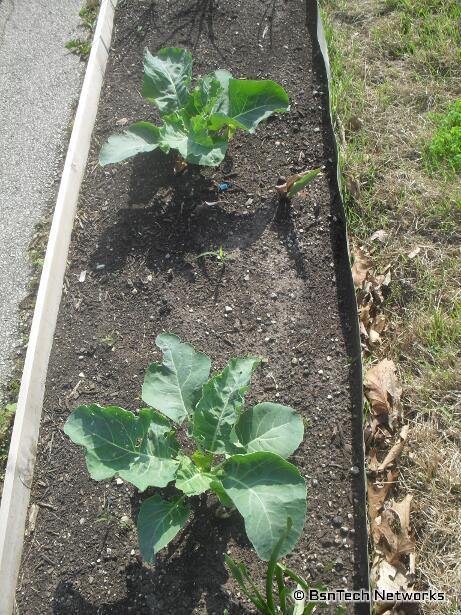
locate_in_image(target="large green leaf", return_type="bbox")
[192,357,260,453]
[138,495,190,562]
[64,405,179,491]
[142,333,211,425]
[220,452,306,560]
[175,455,213,496]
[209,79,289,133]
[235,402,304,459]
[161,113,228,166]
[99,121,163,166]
[142,47,192,115]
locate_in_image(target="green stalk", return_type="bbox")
[275,564,287,613]
[266,518,293,613]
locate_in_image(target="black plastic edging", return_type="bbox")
[311,1,371,612]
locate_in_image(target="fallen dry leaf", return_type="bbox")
[348,115,364,131]
[346,176,360,199]
[372,557,416,615]
[373,558,411,593]
[352,246,371,289]
[377,494,415,563]
[408,246,421,259]
[373,314,387,335]
[369,229,389,243]
[368,448,380,472]
[378,425,410,471]
[369,328,382,346]
[364,359,402,429]
[368,469,399,544]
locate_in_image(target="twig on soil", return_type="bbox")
[37,501,58,511]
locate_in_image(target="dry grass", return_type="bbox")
[400,417,461,610]
[320,0,461,611]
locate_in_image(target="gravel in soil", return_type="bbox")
[16,1,368,613]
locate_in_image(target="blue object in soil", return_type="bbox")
[218,182,229,191]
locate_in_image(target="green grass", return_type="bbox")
[0,403,16,483]
[321,8,366,126]
[424,100,461,176]
[65,1,100,60]
[382,0,461,75]
[321,0,461,607]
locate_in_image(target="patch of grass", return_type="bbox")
[0,403,16,477]
[424,100,461,176]
[321,0,461,610]
[65,38,92,59]
[65,1,100,60]
[6,379,20,399]
[380,0,461,75]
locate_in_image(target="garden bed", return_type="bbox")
[16,1,368,613]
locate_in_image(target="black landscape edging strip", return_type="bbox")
[16,1,370,613]
[310,1,370,611]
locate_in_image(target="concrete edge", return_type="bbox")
[0,1,117,612]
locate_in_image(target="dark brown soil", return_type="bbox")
[16,1,368,613]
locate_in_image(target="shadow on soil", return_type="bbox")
[115,0,224,60]
[90,151,277,280]
[52,495,254,615]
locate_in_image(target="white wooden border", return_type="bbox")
[0,1,117,612]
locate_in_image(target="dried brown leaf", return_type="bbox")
[368,448,380,472]
[364,359,402,428]
[352,247,371,289]
[378,425,410,471]
[378,495,415,562]
[349,115,364,131]
[369,229,389,243]
[368,469,399,544]
[372,558,414,614]
[346,176,360,199]
[373,314,387,335]
[369,328,382,346]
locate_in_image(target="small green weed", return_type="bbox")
[99,333,116,347]
[65,1,99,60]
[0,403,16,483]
[65,39,92,59]
[424,100,461,176]
[197,245,233,266]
